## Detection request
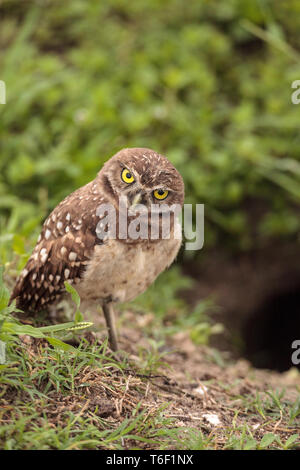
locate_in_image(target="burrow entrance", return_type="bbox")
[243,286,300,372]
[183,243,300,372]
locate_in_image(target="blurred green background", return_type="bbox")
[1,0,300,257]
[1,0,300,367]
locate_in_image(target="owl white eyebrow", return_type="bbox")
[119,162,133,172]
[118,161,133,171]
[152,187,173,192]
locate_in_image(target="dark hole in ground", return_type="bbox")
[243,286,300,372]
[182,244,300,373]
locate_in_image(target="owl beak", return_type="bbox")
[130,192,142,207]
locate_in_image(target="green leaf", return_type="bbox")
[65,282,80,309]
[259,433,277,449]
[39,321,93,333]
[0,266,10,311]
[65,281,84,322]
[45,336,77,351]
[284,434,299,449]
[75,309,84,323]
[2,322,46,338]
[38,322,77,333]
[244,438,257,450]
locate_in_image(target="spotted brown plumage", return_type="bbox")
[10,148,185,351]
[10,180,106,312]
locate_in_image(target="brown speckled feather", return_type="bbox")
[10,181,106,312]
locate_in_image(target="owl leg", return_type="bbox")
[102,301,118,351]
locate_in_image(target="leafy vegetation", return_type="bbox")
[1,0,300,451]
[1,0,300,259]
[0,269,93,363]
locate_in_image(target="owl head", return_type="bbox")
[98,148,184,210]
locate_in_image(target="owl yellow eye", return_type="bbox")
[153,189,169,200]
[121,168,135,184]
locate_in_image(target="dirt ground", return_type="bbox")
[2,308,300,450]
[119,311,300,446]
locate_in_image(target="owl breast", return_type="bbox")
[76,231,182,305]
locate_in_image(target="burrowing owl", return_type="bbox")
[10,148,184,350]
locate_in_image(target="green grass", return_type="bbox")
[1,268,300,450]
[2,339,300,449]
[0,338,179,450]
[1,0,300,450]
[1,327,300,450]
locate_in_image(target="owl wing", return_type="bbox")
[10,182,106,313]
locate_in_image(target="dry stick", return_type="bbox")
[118,375,131,416]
